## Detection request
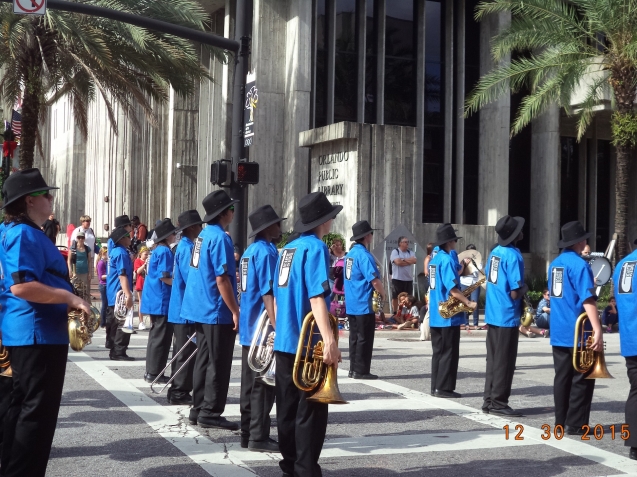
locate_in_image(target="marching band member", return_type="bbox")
[613,236,637,459]
[274,191,342,477]
[0,169,90,477]
[142,218,177,383]
[166,210,203,405]
[238,205,284,452]
[483,215,527,416]
[548,221,602,435]
[343,220,386,380]
[428,224,476,398]
[107,215,133,252]
[106,226,136,360]
[182,190,239,430]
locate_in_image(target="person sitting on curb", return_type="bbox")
[397,295,420,330]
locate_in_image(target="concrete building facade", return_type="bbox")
[33,0,637,277]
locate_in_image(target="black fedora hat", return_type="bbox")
[1,168,58,209]
[248,205,286,238]
[115,215,131,228]
[175,210,204,234]
[350,220,377,241]
[434,223,462,247]
[110,226,130,245]
[154,218,177,243]
[202,190,239,223]
[294,192,343,233]
[495,215,525,246]
[557,221,591,248]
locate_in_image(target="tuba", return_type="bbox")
[439,259,485,319]
[247,310,276,387]
[68,278,100,352]
[0,340,12,378]
[520,294,535,327]
[573,312,614,379]
[293,312,348,404]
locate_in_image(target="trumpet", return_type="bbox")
[150,334,198,394]
[293,311,348,404]
[573,313,613,379]
[247,310,276,386]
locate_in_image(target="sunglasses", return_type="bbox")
[228,206,235,211]
[77,237,85,240]
[29,190,53,199]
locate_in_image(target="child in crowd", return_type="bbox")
[134,246,150,330]
[602,296,619,332]
[397,295,419,330]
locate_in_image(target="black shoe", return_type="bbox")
[489,406,522,417]
[110,354,134,361]
[144,373,169,384]
[105,341,113,349]
[167,393,193,405]
[434,389,462,398]
[565,425,586,435]
[188,409,199,426]
[352,372,378,380]
[629,447,637,460]
[348,370,353,378]
[198,416,240,430]
[481,407,490,414]
[248,438,280,453]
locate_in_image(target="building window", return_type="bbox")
[315,0,328,128]
[334,0,358,123]
[596,139,611,250]
[364,0,377,123]
[560,137,579,225]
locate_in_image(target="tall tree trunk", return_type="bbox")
[614,143,631,260]
[19,46,43,170]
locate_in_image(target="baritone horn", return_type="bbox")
[0,341,12,378]
[520,294,535,327]
[68,277,100,352]
[247,310,276,386]
[573,312,613,379]
[293,312,348,404]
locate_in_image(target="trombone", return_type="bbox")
[150,334,198,394]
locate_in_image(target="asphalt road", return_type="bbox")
[46,323,637,477]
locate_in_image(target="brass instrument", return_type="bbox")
[115,290,134,333]
[439,259,486,319]
[150,334,198,394]
[68,278,100,352]
[372,291,384,313]
[293,312,348,404]
[573,313,614,379]
[247,310,276,387]
[520,294,535,327]
[0,340,12,378]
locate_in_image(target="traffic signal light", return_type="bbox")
[236,161,259,185]
[210,160,231,186]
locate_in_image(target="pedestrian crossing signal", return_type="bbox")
[237,161,259,185]
[210,160,231,186]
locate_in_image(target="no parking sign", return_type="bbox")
[13,0,47,15]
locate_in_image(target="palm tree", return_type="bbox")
[465,0,637,260]
[0,0,226,170]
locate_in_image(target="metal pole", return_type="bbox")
[228,0,252,252]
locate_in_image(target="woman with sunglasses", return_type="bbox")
[0,168,90,477]
[67,230,93,291]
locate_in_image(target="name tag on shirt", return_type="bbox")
[190,237,203,269]
[345,257,353,280]
[619,261,636,294]
[488,256,500,285]
[240,257,249,292]
[429,265,436,289]
[551,267,564,298]
[278,249,296,288]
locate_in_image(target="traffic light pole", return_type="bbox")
[228,0,252,253]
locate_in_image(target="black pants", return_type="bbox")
[625,356,637,447]
[553,346,596,428]
[1,345,68,477]
[146,314,174,376]
[483,325,519,410]
[275,351,328,477]
[106,305,131,357]
[0,376,12,448]
[193,323,236,419]
[240,346,275,441]
[347,313,375,375]
[430,326,461,394]
[169,323,196,398]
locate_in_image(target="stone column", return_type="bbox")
[530,105,560,275]
[478,11,510,226]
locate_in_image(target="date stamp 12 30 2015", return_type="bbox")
[503,424,630,441]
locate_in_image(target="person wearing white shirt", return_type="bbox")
[390,237,417,311]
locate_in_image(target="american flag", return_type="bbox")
[10,110,21,136]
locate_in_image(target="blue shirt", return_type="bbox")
[181,224,237,325]
[548,249,596,347]
[344,243,380,315]
[536,298,550,317]
[614,249,637,357]
[107,243,134,306]
[168,237,194,324]
[484,245,524,327]
[427,248,464,327]
[238,238,278,346]
[273,233,331,354]
[0,222,7,329]
[432,246,461,271]
[141,245,173,315]
[2,221,72,345]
